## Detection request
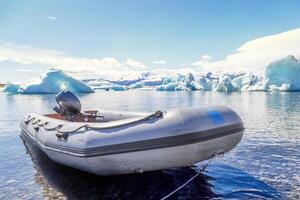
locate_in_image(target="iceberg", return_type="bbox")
[268,83,291,91]
[94,83,127,91]
[3,83,21,94]
[264,55,300,91]
[247,75,267,91]
[4,69,94,94]
[213,75,238,92]
[231,73,256,91]
[110,71,163,87]
[156,73,203,91]
[198,76,213,91]
[85,71,165,91]
[128,82,144,89]
[156,74,186,91]
[81,79,127,91]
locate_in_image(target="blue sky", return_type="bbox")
[1,0,300,82]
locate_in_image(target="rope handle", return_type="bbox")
[55,110,163,139]
[24,110,163,139]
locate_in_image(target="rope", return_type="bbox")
[26,110,163,139]
[43,123,63,131]
[160,153,219,200]
[58,110,163,133]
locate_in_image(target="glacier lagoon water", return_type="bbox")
[0,91,299,200]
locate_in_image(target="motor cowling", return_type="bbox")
[53,90,81,117]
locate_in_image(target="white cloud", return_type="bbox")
[0,43,147,76]
[17,68,32,72]
[196,28,300,73]
[201,54,213,60]
[48,16,58,21]
[192,54,213,66]
[153,60,167,65]
[126,58,147,69]
[2,27,300,79]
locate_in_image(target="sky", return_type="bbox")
[1,0,300,82]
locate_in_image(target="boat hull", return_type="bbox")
[20,106,244,176]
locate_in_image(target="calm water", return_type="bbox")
[0,91,299,200]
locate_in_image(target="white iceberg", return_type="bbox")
[247,75,267,91]
[156,73,204,91]
[109,71,164,86]
[268,83,291,91]
[264,55,300,91]
[84,71,165,91]
[84,79,127,91]
[128,82,144,89]
[213,75,238,92]
[231,73,257,91]
[198,76,213,91]
[4,69,94,94]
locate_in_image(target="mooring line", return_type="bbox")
[161,152,221,200]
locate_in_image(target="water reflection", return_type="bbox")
[206,163,285,200]
[21,136,219,200]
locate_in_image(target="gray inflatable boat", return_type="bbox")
[20,91,244,176]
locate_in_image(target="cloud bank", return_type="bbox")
[1,28,300,79]
[192,54,213,66]
[194,28,300,73]
[153,60,167,65]
[126,58,147,69]
[0,43,147,77]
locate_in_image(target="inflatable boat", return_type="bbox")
[20,91,244,176]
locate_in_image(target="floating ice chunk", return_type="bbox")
[104,85,127,91]
[232,73,255,91]
[111,78,139,86]
[90,81,127,91]
[269,84,291,91]
[162,76,176,85]
[264,55,300,91]
[157,75,179,91]
[175,83,191,91]
[182,73,195,90]
[86,79,127,91]
[109,71,165,87]
[157,73,214,91]
[3,83,20,94]
[247,75,267,91]
[156,73,196,91]
[4,69,94,94]
[156,82,177,91]
[140,79,163,86]
[198,77,213,91]
[129,82,144,89]
[214,75,237,92]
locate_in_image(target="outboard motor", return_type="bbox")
[53,90,82,119]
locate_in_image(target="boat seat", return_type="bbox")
[44,113,65,120]
[44,110,102,122]
[84,110,98,114]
